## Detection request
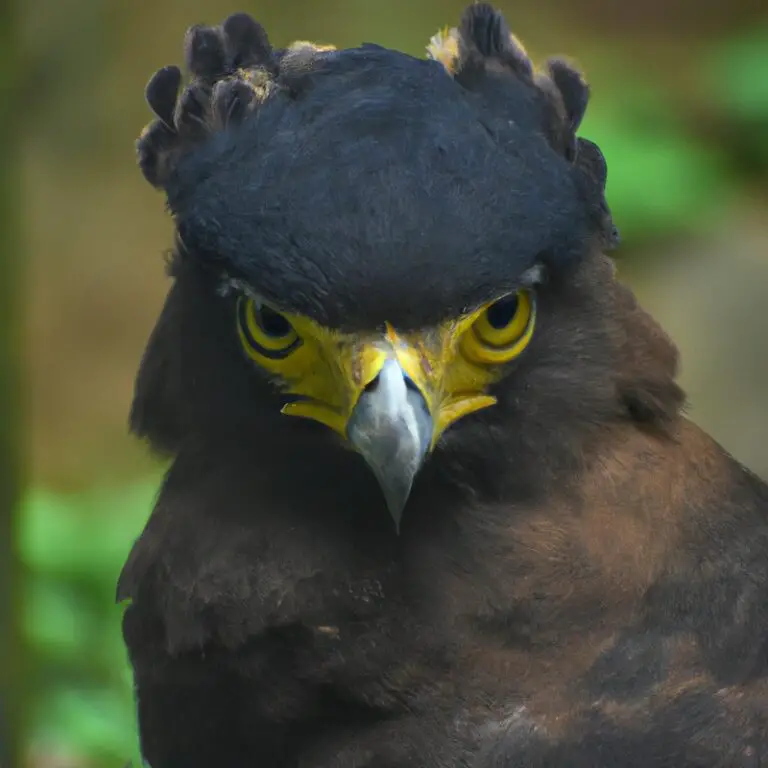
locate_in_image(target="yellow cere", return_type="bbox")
[236,289,536,448]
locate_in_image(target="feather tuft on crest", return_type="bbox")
[136,14,281,190]
[426,27,460,74]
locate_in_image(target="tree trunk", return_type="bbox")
[0,2,24,765]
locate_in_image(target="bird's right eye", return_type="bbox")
[237,297,302,361]
[460,289,536,366]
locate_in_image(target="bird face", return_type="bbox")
[233,285,537,526]
[132,5,617,530]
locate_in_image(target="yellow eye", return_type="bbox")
[461,289,536,365]
[237,296,301,361]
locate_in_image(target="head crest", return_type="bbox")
[137,4,617,249]
[426,3,532,79]
[136,14,336,189]
[425,4,616,247]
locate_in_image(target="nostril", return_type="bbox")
[364,375,380,393]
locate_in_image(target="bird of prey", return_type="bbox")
[118,4,768,767]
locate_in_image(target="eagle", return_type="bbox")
[117,4,768,767]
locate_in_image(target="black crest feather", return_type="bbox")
[547,57,590,134]
[184,25,228,81]
[172,84,210,143]
[210,78,255,130]
[145,66,181,129]
[575,138,620,249]
[137,121,177,188]
[222,13,273,71]
[136,13,277,189]
[457,2,533,78]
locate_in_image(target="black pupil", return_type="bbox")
[257,304,292,337]
[486,294,520,330]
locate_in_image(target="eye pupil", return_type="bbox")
[486,294,519,330]
[257,304,292,337]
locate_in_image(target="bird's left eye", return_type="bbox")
[461,289,536,365]
[237,297,302,360]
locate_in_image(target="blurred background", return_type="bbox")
[5,0,768,765]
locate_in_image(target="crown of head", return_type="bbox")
[137,3,618,249]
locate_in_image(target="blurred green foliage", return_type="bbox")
[708,23,768,122]
[704,23,768,170]
[20,483,158,766]
[580,24,768,245]
[18,14,768,768]
[580,87,728,244]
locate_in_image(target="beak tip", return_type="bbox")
[382,486,410,535]
[346,358,432,535]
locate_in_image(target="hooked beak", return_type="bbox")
[346,358,433,533]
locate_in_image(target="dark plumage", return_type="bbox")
[119,5,768,767]
[166,53,587,330]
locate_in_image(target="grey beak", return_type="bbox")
[346,358,433,533]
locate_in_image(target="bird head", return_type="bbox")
[131,5,679,532]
